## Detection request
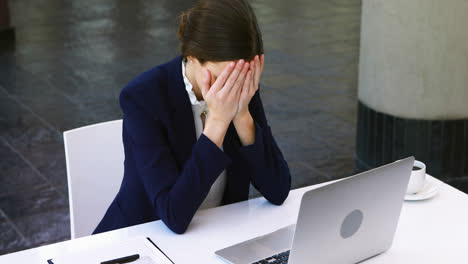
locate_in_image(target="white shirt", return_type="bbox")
[182,59,227,210]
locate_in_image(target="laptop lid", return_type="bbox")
[288,157,414,264]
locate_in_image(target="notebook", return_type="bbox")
[48,236,173,264]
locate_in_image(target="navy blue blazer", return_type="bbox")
[94,55,291,235]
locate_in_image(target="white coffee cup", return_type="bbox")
[406,160,426,194]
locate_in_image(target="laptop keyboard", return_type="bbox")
[251,250,290,264]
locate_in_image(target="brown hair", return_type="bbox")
[177,0,263,64]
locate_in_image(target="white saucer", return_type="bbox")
[405,177,439,201]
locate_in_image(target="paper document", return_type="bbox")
[49,236,173,264]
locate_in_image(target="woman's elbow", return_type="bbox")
[157,200,191,234]
[268,188,290,205]
[269,172,291,205]
[170,225,188,235]
[163,218,190,234]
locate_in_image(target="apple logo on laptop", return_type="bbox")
[340,209,363,239]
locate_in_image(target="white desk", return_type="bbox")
[2,175,468,263]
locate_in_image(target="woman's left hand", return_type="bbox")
[235,54,265,118]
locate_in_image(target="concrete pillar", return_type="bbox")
[356,0,468,190]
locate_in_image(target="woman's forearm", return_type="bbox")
[233,111,256,146]
[203,115,230,149]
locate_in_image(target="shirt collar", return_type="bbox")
[182,59,207,109]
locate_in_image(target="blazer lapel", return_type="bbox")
[166,55,197,164]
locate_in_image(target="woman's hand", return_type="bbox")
[200,59,250,148]
[231,54,264,146]
[236,54,265,119]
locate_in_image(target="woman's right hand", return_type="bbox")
[200,59,250,148]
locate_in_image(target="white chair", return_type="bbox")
[64,120,125,239]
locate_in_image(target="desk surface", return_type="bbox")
[2,175,468,263]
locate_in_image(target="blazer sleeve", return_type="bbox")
[236,88,292,205]
[120,90,231,234]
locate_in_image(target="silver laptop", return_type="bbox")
[215,157,414,264]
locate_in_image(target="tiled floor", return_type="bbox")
[0,0,361,256]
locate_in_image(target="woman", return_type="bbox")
[94,0,291,235]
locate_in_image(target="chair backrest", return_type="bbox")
[63,120,124,239]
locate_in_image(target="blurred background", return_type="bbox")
[0,0,467,256]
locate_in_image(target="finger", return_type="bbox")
[239,70,252,103]
[260,54,265,72]
[254,55,261,87]
[250,58,255,72]
[243,69,252,98]
[252,70,259,94]
[250,58,255,71]
[211,61,235,93]
[221,59,245,95]
[249,59,255,85]
[256,54,264,93]
[237,62,250,94]
[200,69,211,97]
[230,62,249,99]
[251,56,258,89]
[249,64,256,95]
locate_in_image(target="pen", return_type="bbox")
[101,254,140,264]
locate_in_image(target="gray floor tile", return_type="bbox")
[13,208,70,248]
[0,93,68,193]
[0,212,29,256]
[0,143,67,220]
